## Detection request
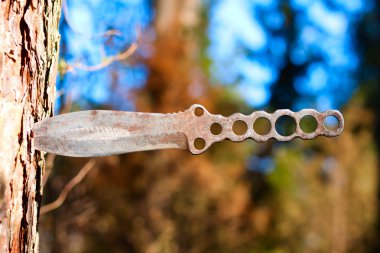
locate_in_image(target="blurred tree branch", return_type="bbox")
[43,154,56,186]
[71,37,139,72]
[61,0,141,74]
[41,159,97,215]
[59,27,140,74]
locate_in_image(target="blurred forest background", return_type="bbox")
[39,0,380,252]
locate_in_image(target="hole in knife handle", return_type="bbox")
[194,107,204,117]
[275,115,297,136]
[300,115,318,133]
[210,123,222,135]
[323,116,339,131]
[253,117,271,135]
[194,138,206,150]
[233,120,248,136]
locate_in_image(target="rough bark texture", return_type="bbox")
[0,0,61,252]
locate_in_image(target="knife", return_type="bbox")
[32,104,344,157]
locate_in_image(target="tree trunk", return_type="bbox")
[0,0,61,252]
[138,0,206,112]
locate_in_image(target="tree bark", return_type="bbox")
[0,0,61,252]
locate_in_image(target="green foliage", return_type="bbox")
[268,148,300,195]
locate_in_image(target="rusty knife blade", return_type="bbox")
[33,104,344,157]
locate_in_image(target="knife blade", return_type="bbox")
[33,104,344,157]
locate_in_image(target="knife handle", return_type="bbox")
[181,104,344,155]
